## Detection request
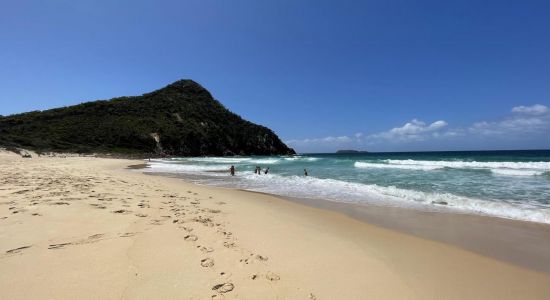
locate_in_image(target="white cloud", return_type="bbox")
[368,119,448,142]
[469,105,549,137]
[286,103,549,152]
[511,104,549,115]
[366,104,549,144]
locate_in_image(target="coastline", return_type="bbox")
[144,169,550,274]
[2,153,550,299]
[283,195,550,274]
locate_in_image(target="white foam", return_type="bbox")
[176,157,285,164]
[490,169,545,176]
[248,158,281,164]
[284,156,321,162]
[352,159,550,176]
[144,158,550,224]
[148,162,229,173]
[228,174,550,224]
[355,162,444,171]
[183,157,252,163]
[384,159,550,171]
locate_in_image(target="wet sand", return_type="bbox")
[286,196,550,274]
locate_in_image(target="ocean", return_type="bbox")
[145,150,550,224]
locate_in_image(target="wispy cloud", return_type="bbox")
[469,104,550,137]
[367,119,448,142]
[286,104,550,152]
[511,104,549,115]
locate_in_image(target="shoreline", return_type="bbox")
[284,195,550,274]
[2,153,550,299]
[143,169,550,274]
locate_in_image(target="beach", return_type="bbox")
[1,151,550,299]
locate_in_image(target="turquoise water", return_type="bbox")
[147,150,550,224]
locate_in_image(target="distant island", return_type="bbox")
[336,150,369,154]
[0,80,295,157]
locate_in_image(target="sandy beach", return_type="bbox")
[1,151,550,299]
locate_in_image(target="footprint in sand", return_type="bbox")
[135,213,148,217]
[180,226,194,232]
[89,234,104,239]
[13,189,31,194]
[5,245,32,254]
[265,271,280,281]
[199,246,214,253]
[219,231,232,238]
[193,216,213,226]
[119,232,138,238]
[212,283,234,293]
[149,219,164,225]
[48,243,72,250]
[201,258,215,267]
[211,294,225,300]
[112,209,131,214]
[223,241,235,248]
[74,234,105,245]
[184,234,198,241]
[255,254,269,261]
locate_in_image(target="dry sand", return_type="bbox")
[1,151,550,299]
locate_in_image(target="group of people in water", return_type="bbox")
[229,165,308,176]
[254,166,269,174]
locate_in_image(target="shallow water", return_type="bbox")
[146,150,550,224]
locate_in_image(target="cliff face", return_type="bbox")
[0,80,295,156]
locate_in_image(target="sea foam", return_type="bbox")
[354,159,550,176]
[144,154,550,224]
[383,159,550,171]
[229,173,550,224]
[354,162,444,171]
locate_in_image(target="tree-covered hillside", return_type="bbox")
[0,80,295,156]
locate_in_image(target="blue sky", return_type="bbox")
[1,0,549,152]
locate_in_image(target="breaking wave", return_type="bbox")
[217,173,550,224]
[355,159,550,176]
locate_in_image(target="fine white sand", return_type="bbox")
[1,151,550,299]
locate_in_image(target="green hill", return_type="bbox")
[0,80,295,156]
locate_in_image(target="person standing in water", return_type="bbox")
[304,169,308,176]
[264,167,269,174]
[230,165,235,176]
